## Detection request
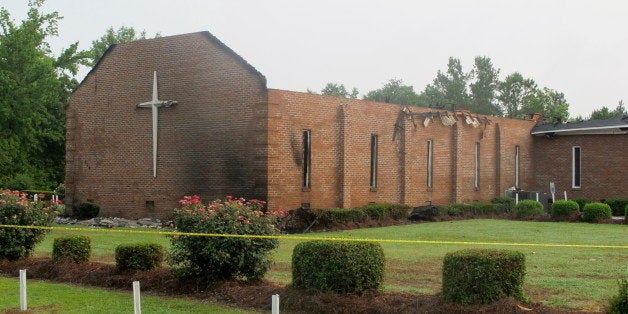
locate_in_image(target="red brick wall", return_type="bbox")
[267,90,537,210]
[66,32,268,218]
[532,134,627,200]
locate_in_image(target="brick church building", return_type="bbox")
[65,32,627,218]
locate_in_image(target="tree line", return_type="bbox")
[312,57,626,123]
[1,1,625,191]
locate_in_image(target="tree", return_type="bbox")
[469,56,501,115]
[87,26,157,66]
[590,100,627,120]
[364,79,420,106]
[422,57,471,110]
[320,82,359,99]
[522,88,569,123]
[0,0,87,189]
[497,72,537,118]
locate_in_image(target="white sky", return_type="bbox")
[3,0,628,117]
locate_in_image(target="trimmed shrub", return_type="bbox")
[169,196,281,282]
[607,279,628,314]
[444,203,510,217]
[551,200,580,217]
[388,203,412,220]
[582,202,612,223]
[0,190,57,260]
[444,203,473,216]
[362,203,388,219]
[116,243,164,271]
[572,197,591,211]
[442,249,527,305]
[311,208,367,227]
[514,200,544,218]
[292,240,385,294]
[361,203,411,220]
[74,202,100,220]
[625,204,628,222]
[52,236,91,263]
[604,198,628,216]
[491,196,516,212]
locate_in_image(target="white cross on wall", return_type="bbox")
[137,71,177,177]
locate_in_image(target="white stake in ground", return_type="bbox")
[272,294,279,314]
[564,191,567,200]
[133,281,141,314]
[19,269,27,311]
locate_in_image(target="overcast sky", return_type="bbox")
[4,0,627,117]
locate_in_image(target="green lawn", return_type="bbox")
[31,219,628,312]
[0,276,255,313]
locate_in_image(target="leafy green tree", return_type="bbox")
[0,0,87,189]
[88,26,158,66]
[469,56,501,115]
[320,82,359,99]
[497,72,537,118]
[364,78,420,106]
[522,87,569,123]
[590,100,627,120]
[422,57,471,110]
[590,107,614,120]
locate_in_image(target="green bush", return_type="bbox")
[0,190,57,260]
[362,203,388,219]
[444,203,508,217]
[444,203,472,216]
[292,240,385,294]
[604,198,628,216]
[514,200,545,218]
[625,205,628,222]
[52,236,91,263]
[491,196,516,212]
[74,202,100,220]
[116,243,164,271]
[311,208,367,227]
[607,279,628,314]
[442,249,527,305]
[582,202,612,223]
[169,196,281,282]
[573,197,591,211]
[551,200,580,217]
[361,203,411,220]
[388,203,412,220]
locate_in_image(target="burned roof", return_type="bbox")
[531,115,628,136]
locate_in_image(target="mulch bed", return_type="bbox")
[0,258,576,313]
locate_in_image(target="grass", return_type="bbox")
[0,276,255,313]
[30,219,628,312]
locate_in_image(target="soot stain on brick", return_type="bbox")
[290,133,302,166]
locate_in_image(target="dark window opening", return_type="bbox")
[572,146,581,188]
[427,140,433,188]
[515,145,520,187]
[146,200,155,211]
[474,142,480,189]
[370,134,378,189]
[302,130,311,189]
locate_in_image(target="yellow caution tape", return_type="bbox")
[0,224,626,249]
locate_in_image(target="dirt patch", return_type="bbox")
[0,258,578,313]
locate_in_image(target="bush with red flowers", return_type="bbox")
[168,196,284,282]
[0,190,59,260]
